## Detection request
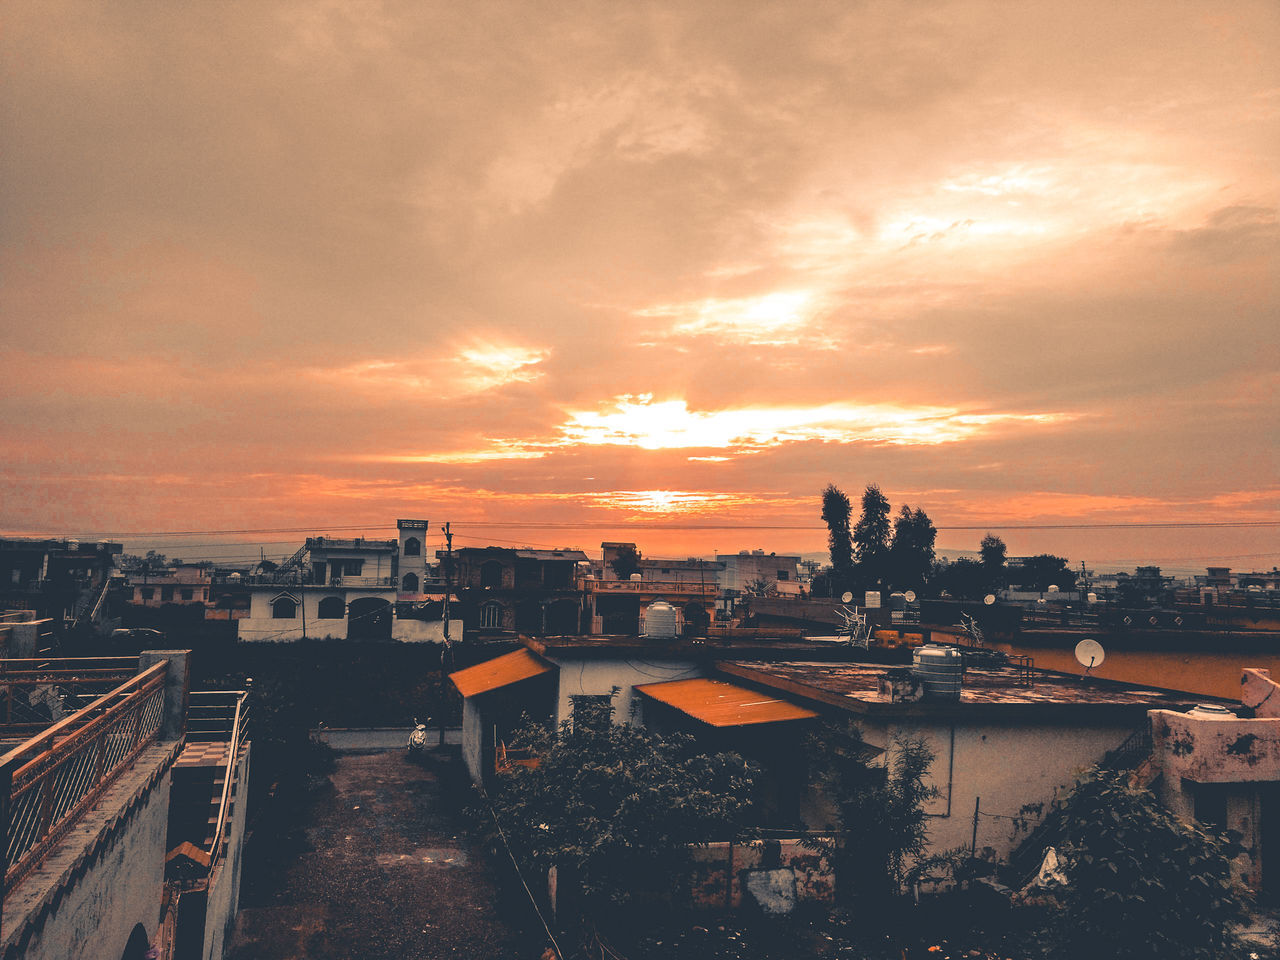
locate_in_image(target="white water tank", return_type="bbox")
[913,645,963,701]
[644,601,679,639]
[1187,703,1236,720]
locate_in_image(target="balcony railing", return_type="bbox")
[192,688,250,877]
[0,661,168,897]
[0,657,141,734]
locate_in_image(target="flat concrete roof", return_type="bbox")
[716,660,1228,721]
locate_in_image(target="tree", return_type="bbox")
[888,505,936,593]
[821,484,854,582]
[1012,554,1077,593]
[853,484,892,590]
[1047,768,1246,959]
[486,701,757,917]
[979,534,1007,591]
[608,543,642,580]
[931,557,987,600]
[805,721,936,911]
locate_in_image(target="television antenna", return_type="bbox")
[836,593,871,647]
[960,612,986,647]
[1074,639,1106,674]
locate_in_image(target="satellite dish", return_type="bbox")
[904,590,917,603]
[1075,639,1106,671]
[840,591,853,604]
[1047,585,1059,594]
[983,594,996,606]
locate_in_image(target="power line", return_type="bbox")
[16,518,1277,538]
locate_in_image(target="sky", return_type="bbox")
[1,0,1277,571]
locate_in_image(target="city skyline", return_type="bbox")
[2,1,1277,568]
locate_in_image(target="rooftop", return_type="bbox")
[717,660,1226,719]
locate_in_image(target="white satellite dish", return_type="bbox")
[983,594,996,606]
[904,590,917,603]
[1047,584,1059,594]
[1075,639,1106,671]
[840,591,853,604]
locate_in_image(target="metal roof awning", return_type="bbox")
[450,649,554,698]
[635,677,819,727]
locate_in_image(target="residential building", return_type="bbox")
[131,563,212,608]
[443,546,588,636]
[236,522,459,643]
[0,537,121,629]
[451,633,1217,870]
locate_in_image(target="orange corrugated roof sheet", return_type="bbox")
[450,649,554,698]
[634,677,818,727]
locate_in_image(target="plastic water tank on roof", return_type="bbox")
[644,601,679,639]
[1187,703,1236,720]
[912,645,963,701]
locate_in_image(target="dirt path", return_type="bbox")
[228,749,544,960]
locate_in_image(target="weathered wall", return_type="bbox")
[3,764,172,960]
[857,718,1135,861]
[394,619,464,643]
[1150,710,1280,784]
[462,699,486,784]
[546,655,698,727]
[688,839,833,915]
[201,744,252,960]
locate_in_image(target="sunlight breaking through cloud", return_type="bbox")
[557,395,1073,451]
[637,291,819,344]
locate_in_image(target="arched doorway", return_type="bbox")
[120,924,150,960]
[347,597,392,640]
[402,572,419,593]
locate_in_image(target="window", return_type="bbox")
[403,537,421,557]
[777,570,789,580]
[272,597,298,619]
[180,588,193,601]
[140,587,154,601]
[480,560,504,590]
[479,601,503,629]
[317,596,345,619]
[402,572,419,592]
[161,586,174,602]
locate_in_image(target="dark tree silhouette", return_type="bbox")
[979,533,1007,590]
[853,484,892,590]
[888,505,936,592]
[608,543,642,580]
[821,484,854,582]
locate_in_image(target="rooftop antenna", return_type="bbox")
[1074,638,1105,674]
[835,591,871,647]
[960,611,986,647]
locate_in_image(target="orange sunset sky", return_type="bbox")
[1,1,1277,570]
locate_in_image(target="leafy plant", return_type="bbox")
[1047,768,1248,960]
[805,721,937,910]
[485,698,757,917]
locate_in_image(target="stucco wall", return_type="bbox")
[201,744,252,960]
[546,655,698,726]
[3,762,172,960]
[857,718,1135,860]
[394,619,464,643]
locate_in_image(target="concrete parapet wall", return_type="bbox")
[1150,709,1280,783]
[1,741,180,960]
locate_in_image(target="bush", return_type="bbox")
[1047,769,1248,960]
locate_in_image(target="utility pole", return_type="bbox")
[442,522,453,643]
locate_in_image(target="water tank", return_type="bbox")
[643,601,679,639]
[629,573,643,582]
[66,539,80,551]
[228,572,242,582]
[912,645,963,700]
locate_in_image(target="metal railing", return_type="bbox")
[206,688,249,877]
[0,661,168,896]
[0,658,141,734]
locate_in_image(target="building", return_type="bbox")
[716,549,801,594]
[236,522,460,643]
[0,537,122,630]
[444,546,588,636]
[131,564,212,608]
[451,633,1218,869]
[1149,667,1280,896]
